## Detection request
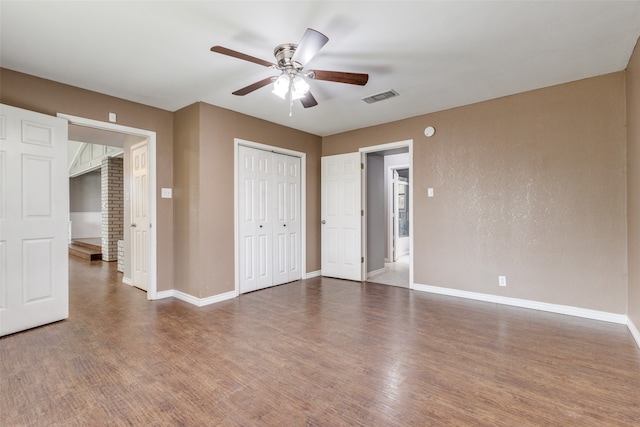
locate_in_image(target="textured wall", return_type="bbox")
[0,68,174,292]
[323,73,628,314]
[173,102,322,299]
[627,39,640,330]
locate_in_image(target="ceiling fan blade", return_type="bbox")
[211,46,275,68]
[300,92,318,108]
[291,28,329,66]
[310,70,369,86]
[232,76,276,96]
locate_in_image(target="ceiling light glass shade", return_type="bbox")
[291,75,310,100]
[272,74,290,99]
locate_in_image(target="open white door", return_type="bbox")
[0,104,69,336]
[131,141,149,291]
[321,153,362,281]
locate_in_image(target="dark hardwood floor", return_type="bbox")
[2,257,639,426]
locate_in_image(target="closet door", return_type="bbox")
[273,153,302,285]
[238,146,273,293]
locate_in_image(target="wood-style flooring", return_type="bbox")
[2,257,639,426]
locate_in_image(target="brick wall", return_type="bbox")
[101,157,124,262]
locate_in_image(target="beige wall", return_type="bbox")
[173,102,322,298]
[627,39,640,328]
[324,73,628,314]
[0,68,175,292]
[2,66,633,316]
[173,103,201,297]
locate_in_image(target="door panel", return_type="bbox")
[321,153,362,281]
[239,147,301,293]
[239,145,273,293]
[1,103,69,337]
[131,141,149,291]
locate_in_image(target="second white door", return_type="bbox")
[131,141,149,291]
[238,145,301,294]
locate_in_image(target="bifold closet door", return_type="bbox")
[238,146,301,294]
[273,153,301,285]
[238,146,273,294]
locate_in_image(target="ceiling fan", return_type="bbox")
[211,28,369,111]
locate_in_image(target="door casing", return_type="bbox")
[58,114,159,300]
[360,140,414,288]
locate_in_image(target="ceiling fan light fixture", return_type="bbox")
[291,75,310,99]
[272,74,290,99]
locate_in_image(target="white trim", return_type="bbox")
[359,140,413,288]
[155,290,174,300]
[233,138,307,296]
[413,283,629,324]
[628,318,640,348]
[304,270,321,279]
[57,113,158,300]
[122,277,132,286]
[173,289,238,307]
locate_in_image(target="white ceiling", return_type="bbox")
[2,1,640,137]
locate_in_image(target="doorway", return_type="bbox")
[58,113,159,299]
[361,142,412,288]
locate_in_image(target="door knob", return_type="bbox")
[131,223,137,227]
[283,224,287,227]
[321,220,326,224]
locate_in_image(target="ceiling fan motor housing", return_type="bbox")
[274,43,303,74]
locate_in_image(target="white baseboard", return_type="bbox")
[154,290,174,300]
[413,283,628,325]
[122,277,132,286]
[304,270,321,279]
[628,318,640,349]
[367,267,386,278]
[172,289,238,307]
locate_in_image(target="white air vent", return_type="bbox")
[362,90,399,104]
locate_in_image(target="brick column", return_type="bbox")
[101,157,124,261]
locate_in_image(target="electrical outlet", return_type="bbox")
[498,276,507,287]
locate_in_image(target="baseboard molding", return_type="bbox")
[154,290,174,300]
[122,277,132,286]
[367,267,386,279]
[172,289,238,307]
[304,270,321,279]
[628,318,640,349]
[413,283,628,325]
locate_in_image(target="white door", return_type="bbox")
[321,153,362,281]
[273,153,301,285]
[238,145,273,293]
[0,104,69,336]
[238,146,302,294]
[131,141,149,291]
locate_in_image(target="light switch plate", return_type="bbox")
[428,188,434,197]
[161,188,172,199]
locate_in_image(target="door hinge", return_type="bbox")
[361,256,364,263]
[361,209,364,216]
[361,163,364,170]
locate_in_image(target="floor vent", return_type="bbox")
[362,90,399,104]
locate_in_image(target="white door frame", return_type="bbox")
[360,140,413,288]
[234,138,306,295]
[57,113,158,300]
